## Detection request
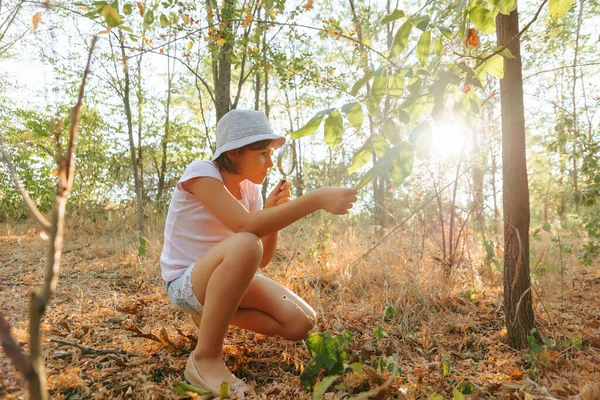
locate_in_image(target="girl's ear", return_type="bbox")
[226,149,239,162]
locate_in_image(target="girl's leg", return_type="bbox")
[231,275,317,341]
[188,232,263,388]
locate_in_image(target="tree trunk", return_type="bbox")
[158,38,174,206]
[212,0,235,121]
[261,29,270,203]
[497,8,535,349]
[120,32,144,237]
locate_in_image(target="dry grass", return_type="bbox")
[0,212,599,399]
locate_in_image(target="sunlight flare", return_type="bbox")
[431,121,471,158]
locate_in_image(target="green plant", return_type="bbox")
[300,331,353,389]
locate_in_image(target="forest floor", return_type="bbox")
[1,217,599,400]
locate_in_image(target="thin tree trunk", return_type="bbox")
[137,25,145,204]
[261,29,270,204]
[120,32,144,237]
[571,0,583,209]
[212,0,234,121]
[497,8,535,349]
[158,36,174,205]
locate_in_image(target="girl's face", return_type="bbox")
[234,144,276,184]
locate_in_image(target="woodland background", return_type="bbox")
[0,0,599,399]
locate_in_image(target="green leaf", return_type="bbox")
[123,3,133,15]
[173,381,210,396]
[372,75,387,102]
[264,0,274,11]
[438,26,453,39]
[348,147,372,174]
[374,325,385,339]
[433,38,443,57]
[381,9,405,24]
[530,343,542,355]
[291,115,324,139]
[407,76,422,94]
[144,9,154,25]
[410,15,430,31]
[160,13,169,27]
[350,71,374,96]
[408,122,432,157]
[347,103,364,129]
[501,47,516,59]
[388,73,404,97]
[441,356,451,377]
[100,5,121,27]
[487,0,517,15]
[388,144,414,183]
[138,236,148,256]
[365,98,379,118]
[312,375,340,400]
[453,388,466,400]
[324,110,343,149]
[382,119,401,145]
[416,30,431,66]
[486,54,505,78]
[372,135,389,157]
[398,93,434,125]
[316,108,336,117]
[355,167,376,190]
[457,381,475,394]
[430,395,444,400]
[549,0,574,20]
[32,121,49,137]
[542,222,551,232]
[219,382,229,399]
[391,21,412,58]
[384,305,396,320]
[346,362,363,373]
[470,6,498,34]
[300,359,321,388]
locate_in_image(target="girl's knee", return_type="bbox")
[230,232,263,263]
[283,309,317,341]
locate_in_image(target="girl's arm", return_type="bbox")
[183,177,357,238]
[259,181,293,268]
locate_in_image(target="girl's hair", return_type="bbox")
[213,139,272,174]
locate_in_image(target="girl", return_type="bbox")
[160,109,358,398]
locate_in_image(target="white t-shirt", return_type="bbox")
[160,160,263,282]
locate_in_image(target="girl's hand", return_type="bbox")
[265,180,293,208]
[316,187,359,215]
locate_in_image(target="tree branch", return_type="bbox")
[0,309,30,376]
[474,0,549,69]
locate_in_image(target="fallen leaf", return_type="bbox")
[510,369,523,379]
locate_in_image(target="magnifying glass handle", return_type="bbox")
[281,174,287,186]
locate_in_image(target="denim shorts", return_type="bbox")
[165,262,204,315]
[164,262,263,316]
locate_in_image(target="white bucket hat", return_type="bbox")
[211,109,286,161]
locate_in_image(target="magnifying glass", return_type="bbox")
[277,141,297,185]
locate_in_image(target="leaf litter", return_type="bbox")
[0,220,599,399]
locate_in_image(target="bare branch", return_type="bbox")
[24,36,97,400]
[0,135,51,231]
[0,309,30,376]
